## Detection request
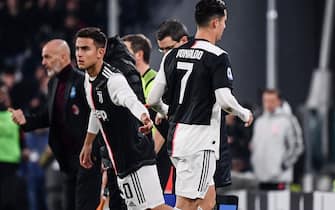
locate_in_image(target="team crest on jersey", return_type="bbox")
[94,110,108,121]
[227,67,233,80]
[97,91,103,103]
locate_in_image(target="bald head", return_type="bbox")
[45,39,71,56]
[42,39,71,77]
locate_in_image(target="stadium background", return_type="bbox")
[0,0,334,209]
[2,0,333,107]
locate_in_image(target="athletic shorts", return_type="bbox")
[171,150,216,199]
[117,165,165,210]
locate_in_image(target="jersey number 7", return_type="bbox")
[177,61,194,104]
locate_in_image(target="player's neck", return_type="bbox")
[87,60,104,77]
[136,62,150,76]
[195,29,216,44]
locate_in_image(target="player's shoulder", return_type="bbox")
[192,39,228,57]
[101,62,122,79]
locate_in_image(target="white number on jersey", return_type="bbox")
[177,61,194,104]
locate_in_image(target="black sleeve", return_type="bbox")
[22,105,50,131]
[210,53,234,90]
[19,129,26,150]
[22,79,52,131]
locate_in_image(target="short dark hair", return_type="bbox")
[263,88,282,99]
[122,34,152,64]
[74,27,107,48]
[195,0,227,27]
[156,19,189,41]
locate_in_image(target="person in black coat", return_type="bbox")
[9,39,101,210]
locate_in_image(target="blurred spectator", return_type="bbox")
[37,0,64,31]
[1,65,39,109]
[77,0,106,29]
[0,79,29,210]
[61,12,85,54]
[250,89,304,190]
[0,65,16,90]
[0,0,107,77]
[0,0,27,68]
[21,42,46,79]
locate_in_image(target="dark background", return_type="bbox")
[125,0,334,109]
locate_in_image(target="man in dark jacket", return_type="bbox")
[9,39,101,210]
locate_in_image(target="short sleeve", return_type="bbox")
[211,53,233,90]
[87,110,100,134]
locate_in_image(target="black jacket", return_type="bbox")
[22,66,91,173]
[104,35,145,104]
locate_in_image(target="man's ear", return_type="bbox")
[97,48,106,59]
[180,35,189,44]
[212,18,219,29]
[135,50,144,61]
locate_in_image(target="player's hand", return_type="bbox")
[79,143,93,169]
[244,112,254,127]
[8,108,27,125]
[155,112,167,125]
[139,113,153,135]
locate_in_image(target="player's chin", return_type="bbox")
[77,64,85,69]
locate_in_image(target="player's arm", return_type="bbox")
[215,88,252,126]
[107,74,152,134]
[147,55,169,116]
[80,110,99,168]
[212,53,253,126]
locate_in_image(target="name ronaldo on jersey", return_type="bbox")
[176,49,204,60]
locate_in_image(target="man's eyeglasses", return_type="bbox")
[158,41,178,53]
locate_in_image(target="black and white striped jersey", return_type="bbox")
[84,62,156,178]
[162,39,233,125]
[152,39,234,157]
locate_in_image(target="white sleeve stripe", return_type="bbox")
[102,71,111,78]
[103,70,112,77]
[103,67,114,75]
